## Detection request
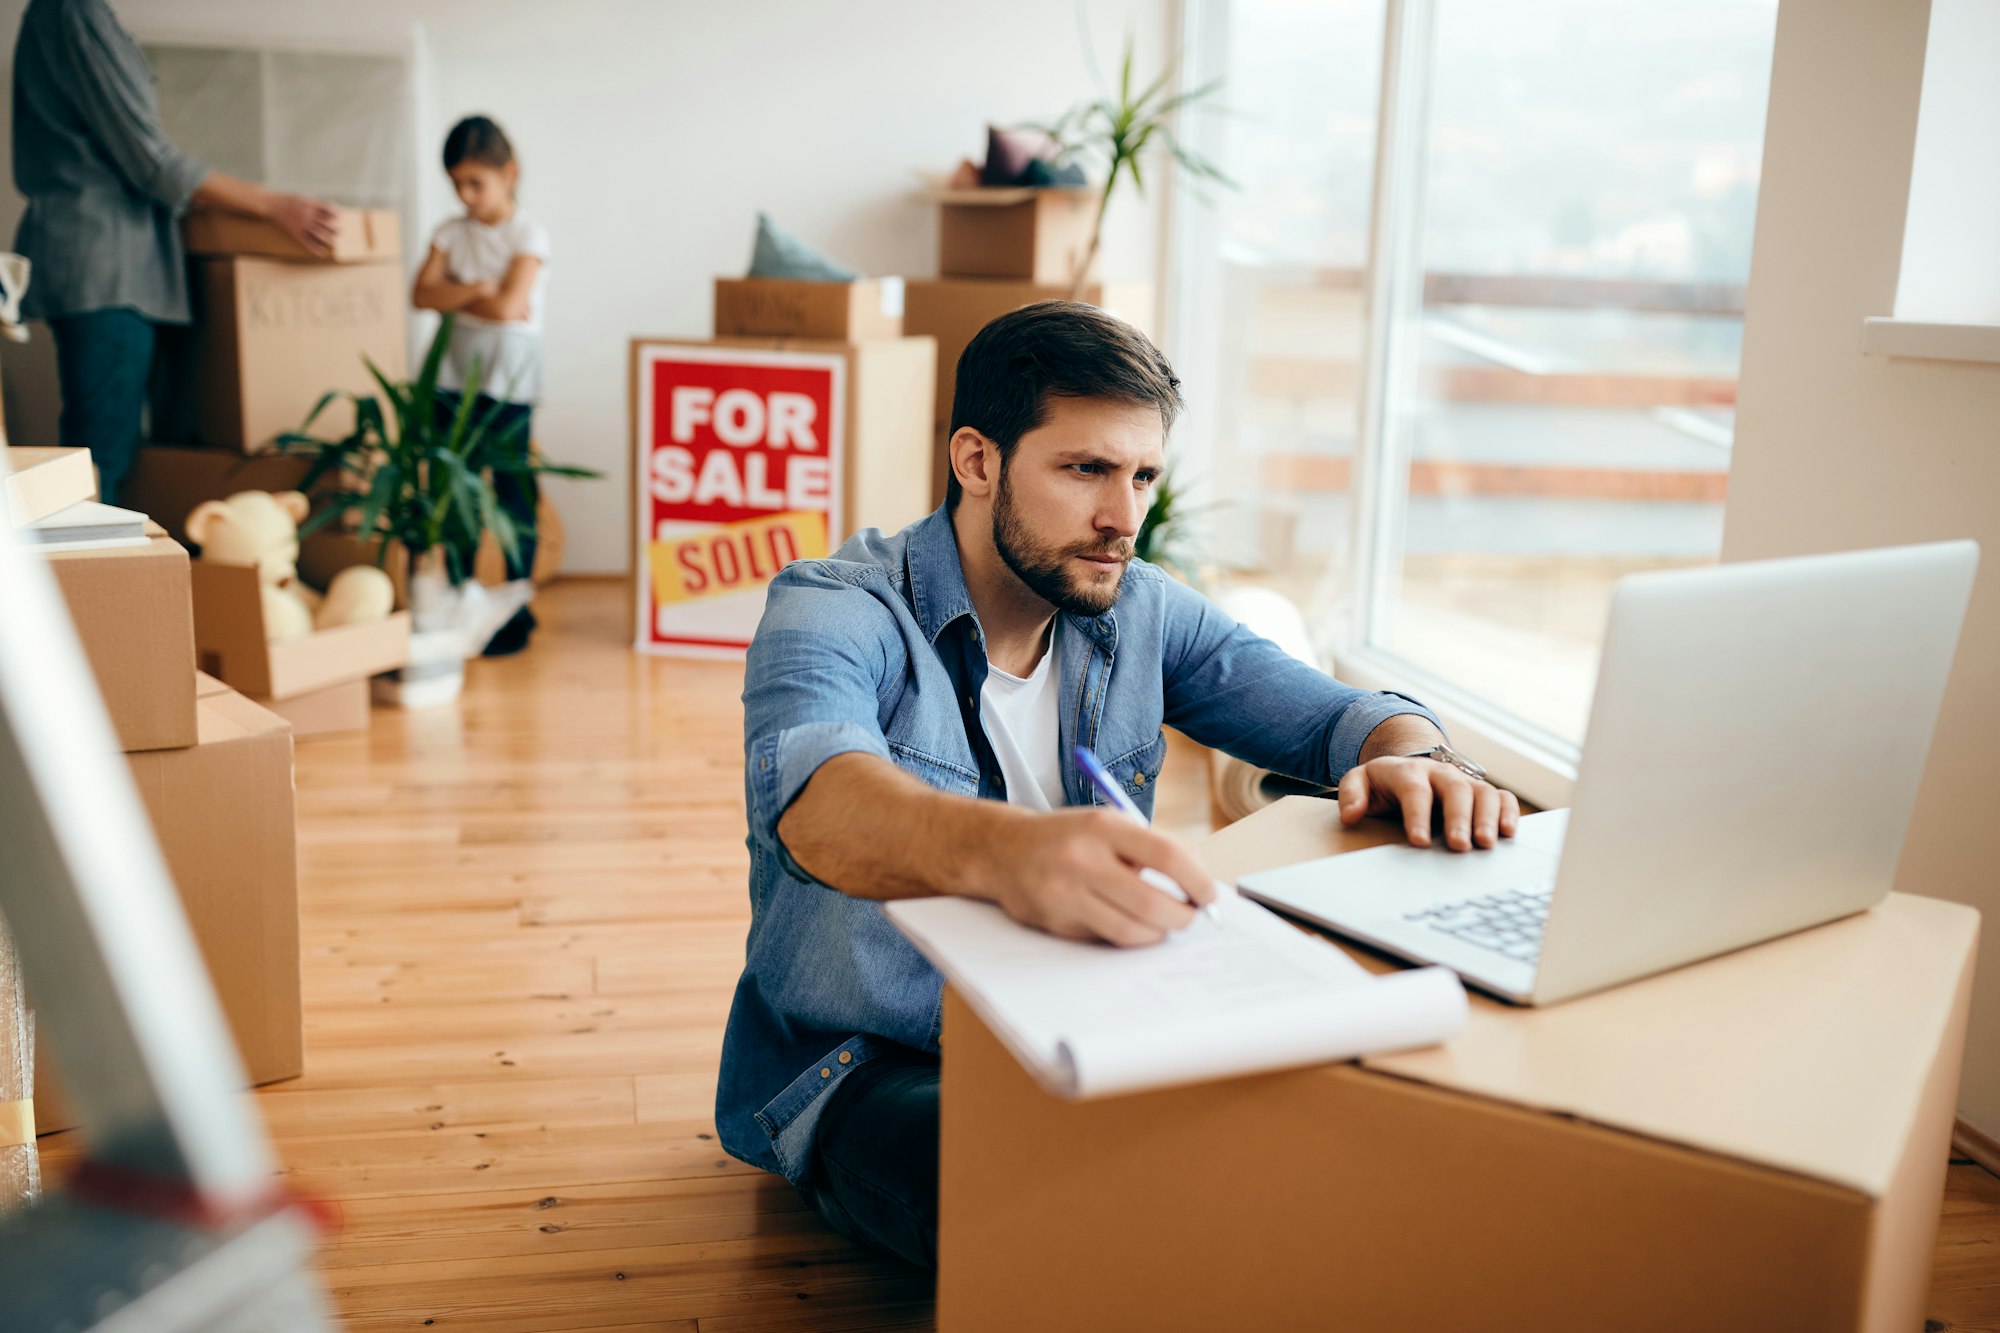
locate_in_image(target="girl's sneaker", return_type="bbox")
[482,599,537,656]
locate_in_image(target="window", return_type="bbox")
[145,43,413,211]
[1174,0,1779,794]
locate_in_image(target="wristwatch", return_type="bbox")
[1406,742,1488,783]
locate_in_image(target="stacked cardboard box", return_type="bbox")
[34,529,306,1133]
[173,206,408,454]
[935,188,1098,285]
[135,207,565,613]
[44,523,199,752]
[121,441,564,617]
[120,443,314,548]
[909,188,1154,506]
[906,278,1154,508]
[714,277,904,342]
[111,450,413,737]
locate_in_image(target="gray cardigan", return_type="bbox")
[11,0,208,323]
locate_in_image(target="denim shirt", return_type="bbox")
[715,506,1441,1185]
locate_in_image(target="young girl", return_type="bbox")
[412,114,548,655]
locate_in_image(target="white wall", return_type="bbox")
[1726,0,2000,1139]
[0,0,1174,572]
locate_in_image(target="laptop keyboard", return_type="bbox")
[1403,885,1554,964]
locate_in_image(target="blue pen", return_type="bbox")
[1073,744,1223,925]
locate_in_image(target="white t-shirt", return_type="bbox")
[429,212,550,403]
[981,633,1066,810]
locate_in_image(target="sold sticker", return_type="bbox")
[647,510,830,607]
[632,342,846,657]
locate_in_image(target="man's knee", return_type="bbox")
[805,1051,942,1268]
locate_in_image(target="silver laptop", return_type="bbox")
[1239,540,1979,1006]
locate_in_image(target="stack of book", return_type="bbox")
[2,448,147,551]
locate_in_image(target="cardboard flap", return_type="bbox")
[184,206,401,263]
[189,559,277,695]
[1200,797,1980,1198]
[265,610,411,699]
[931,187,1093,207]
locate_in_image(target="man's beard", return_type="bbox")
[991,467,1132,617]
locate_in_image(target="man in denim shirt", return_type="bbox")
[718,303,1519,1268]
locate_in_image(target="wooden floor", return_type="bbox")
[37,578,2000,1330]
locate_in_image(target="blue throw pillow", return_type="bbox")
[748,212,859,282]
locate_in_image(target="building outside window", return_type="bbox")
[1171,0,1780,793]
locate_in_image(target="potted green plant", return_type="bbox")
[1135,465,1210,586]
[279,314,598,703]
[1034,38,1233,298]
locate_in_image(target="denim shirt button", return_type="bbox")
[1133,772,1148,787]
[838,1051,852,1065]
[820,1067,831,1079]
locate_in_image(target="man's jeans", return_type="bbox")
[802,1048,941,1270]
[52,308,154,505]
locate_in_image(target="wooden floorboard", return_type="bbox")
[33,578,2000,1330]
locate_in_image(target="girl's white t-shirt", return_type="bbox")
[980,635,1066,810]
[429,212,549,404]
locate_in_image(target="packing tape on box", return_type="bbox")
[0,1099,33,1147]
[647,510,830,608]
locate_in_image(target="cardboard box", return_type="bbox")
[184,206,401,264]
[938,798,1979,1332]
[937,187,1098,284]
[120,443,314,548]
[190,558,411,699]
[35,678,301,1134]
[4,446,95,525]
[905,278,1154,505]
[714,277,905,341]
[253,676,369,739]
[192,256,408,453]
[45,524,199,752]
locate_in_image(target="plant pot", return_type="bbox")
[373,548,465,709]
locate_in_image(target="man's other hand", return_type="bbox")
[1336,755,1521,851]
[268,192,340,256]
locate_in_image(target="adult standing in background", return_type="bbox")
[12,0,339,503]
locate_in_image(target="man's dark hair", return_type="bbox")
[443,115,515,171]
[944,301,1182,510]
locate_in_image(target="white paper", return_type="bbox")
[887,888,1466,1099]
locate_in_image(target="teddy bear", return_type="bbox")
[184,490,395,643]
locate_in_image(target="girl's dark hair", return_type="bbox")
[945,301,1182,511]
[442,115,515,171]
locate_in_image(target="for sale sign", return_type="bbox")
[632,341,846,657]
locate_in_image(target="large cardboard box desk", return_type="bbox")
[938,796,1979,1333]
